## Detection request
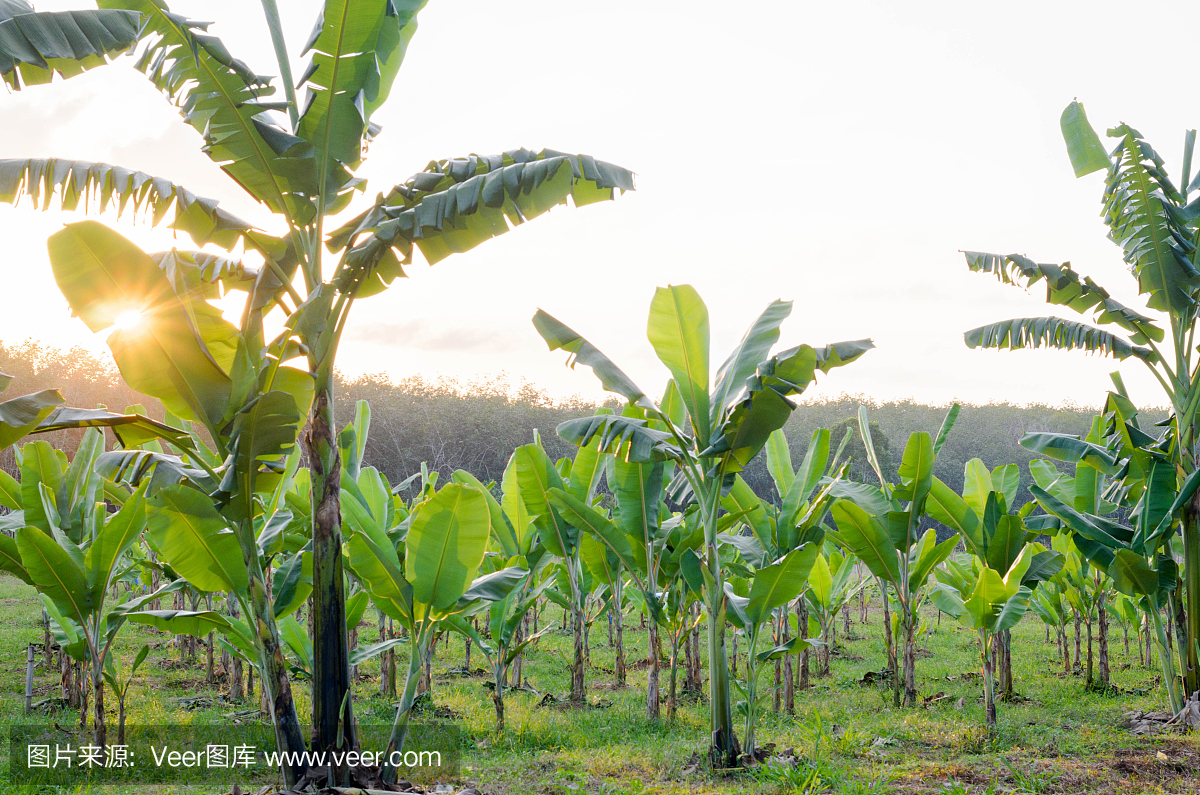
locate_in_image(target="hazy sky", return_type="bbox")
[1,0,1196,410]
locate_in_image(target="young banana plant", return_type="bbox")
[448,562,553,731]
[830,406,962,707]
[704,541,820,758]
[101,644,150,746]
[1029,580,1073,671]
[804,548,869,677]
[534,283,871,767]
[6,474,173,750]
[925,458,1065,730]
[931,547,1058,731]
[345,480,509,782]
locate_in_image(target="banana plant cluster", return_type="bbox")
[0,0,634,777]
[1023,391,1193,712]
[964,100,1200,708]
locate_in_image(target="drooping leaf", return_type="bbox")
[555,413,681,464]
[0,388,63,449]
[965,316,1153,362]
[99,0,319,222]
[1020,431,1118,474]
[532,310,650,410]
[962,251,1163,344]
[0,2,139,90]
[330,148,635,289]
[0,158,282,256]
[47,221,235,427]
[1103,125,1198,314]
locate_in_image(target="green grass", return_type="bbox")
[1,575,1196,794]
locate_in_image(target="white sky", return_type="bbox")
[0,0,1195,410]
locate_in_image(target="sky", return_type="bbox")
[1,0,1196,411]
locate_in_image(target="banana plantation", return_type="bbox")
[0,2,1199,794]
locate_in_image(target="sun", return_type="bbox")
[114,310,145,331]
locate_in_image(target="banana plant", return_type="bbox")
[4,477,166,750]
[448,562,553,730]
[1023,391,1191,712]
[510,433,607,703]
[829,407,961,706]
[924,458,1065,728]
[534,284,871,766]
[0,0,635,766]
[1030,581,1073,671]
[705,541,819,757]
[101,644,149,746]
[804,548,868,677]
[963,100,1200,700]
[345,480,504,782]
[931,548,1053,730]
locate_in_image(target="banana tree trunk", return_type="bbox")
[245,562,307,786]
[571,591,585,703]
[91,660,106,752]
[647,619,660,719]
[493,663,506,731]
[797,599,809,690]
[772,611,781,713]
[902,607,917,706]
[881,580,895,674]
[1176,520,1200,694]
[1098,593,1110,690]
[306,371,356,760]
[1150,607,1184,714]
[705,542,739,768]
[782,607,794,715]
[383,636,426,783]
[981,630,996,731]
[668,631,680,722]
[614,578,626,687]
[741,630,761,759]
[1085,613,1094,687]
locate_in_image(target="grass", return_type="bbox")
[1,575,1197,794]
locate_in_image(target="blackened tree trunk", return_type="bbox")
[306,380,356,761]
[1080,610,1089,672]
